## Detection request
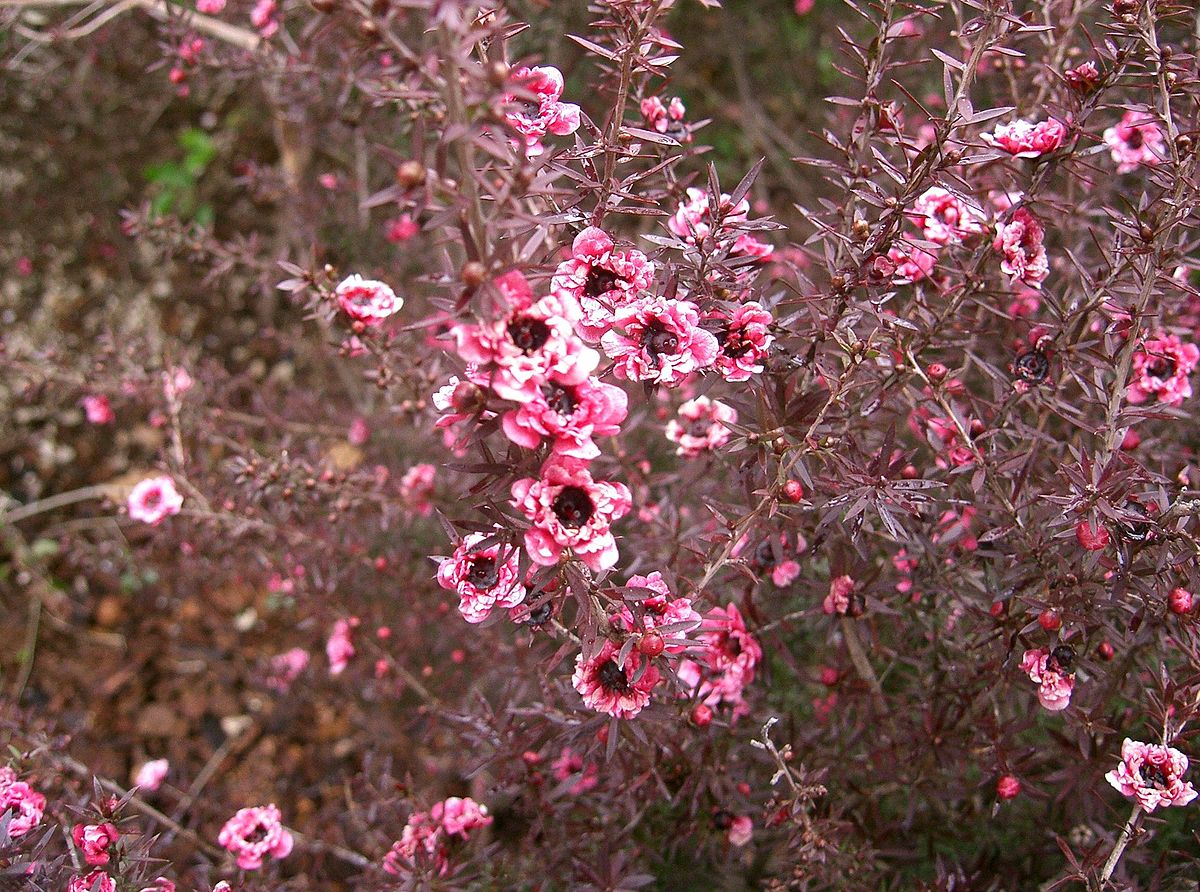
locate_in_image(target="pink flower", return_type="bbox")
[1075,519,1110,551]
[431,797,492,837]
[572,639,661,719]
[318,172,338,190]
[640,95,689,142]
[982,118,1068,158]
[888,245,938,284]
[996,775,1021,800]
[454,271,597,403]
[134,758,169,791]
[138,878,175,892]
[334,274,402,325]
[668,187,748,244]
[127,475,183,525]
[614,571,701,653]
[1064,61,1100,92]
[326,619,355,676]
[196,0,225,12]
[601,296,719,386]
[68,871,116,892]
[823,574,856,616]
[511,457,632,572]
[910,187,986,245]
[385,214,419,243]
[82,394,114,424]
[1104,110,1165,173]
[794,0,814,13]
[666,396,737,458]
[551,227,656,341]
[0,767,46,838]
[436,530,527,624]
[73,823,120,866]
[1126,332,1199,406]
[501,373,628,460]
[1106,738,1198,812]
[399,463,437,515]
[993,208,1049,289]
[1020,648,1075,712]
[679,603,763,716]
[249,0,277,37]
[772,560,801,587]
[267,647,309,692]
[432,374,491,455]
[552,747,599,794]
[503,66,580,157]
[217,804,294,870]
[728,815,753,847]
[711,302,774,382]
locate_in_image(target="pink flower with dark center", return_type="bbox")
[68,871,116,892]
[217,804,293,870]
[551,227,656,342]
[82,394,114,424]
[127,476,183,525]
[1105,738,1198,812]
[334,274,402,325]
[572,639,661,719]
[614,571,701,653]
[982,118,1068,158]
[551,747,599,794]
[888,245,938,284]
[502,66,580,157]
[711,302,774,382]
[823,575,856,616]
[993,208,1049,289]
[665,396,737,458]
[1104,110,1165,173]
[640,95,690,142]
[681,603,763,715]
[436,530,527,624]
[267,647,309,692]
[73,823,120,866]
[601,297,719,386]
[1127,332,1199,406]
[910,187,986,245]
[326,619,355,676]
[431,797,492,837]
[454,271,597,403]
[399,463,436,516]
[134,758,169,791]
[0,767,45,838]
[501,373,628,460]
[1020,648,1075,712]
[510,457,632,572]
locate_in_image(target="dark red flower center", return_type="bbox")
[1127,127,1144,149]
[508,316,551,353]
[553,486,594,528]
[1140,763,1168,788]
[244,822,269,844]
[467,556,499,589]
[596,658,631,693]
[542,383,578,416]
[1146,356,1175,380]
[142,490,162,508]
[584,266,621,298]
[1013,349,1049,384]
[1049,645,1074,673]
[644,325,680,356]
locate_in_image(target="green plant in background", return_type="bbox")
[144,126,216,226]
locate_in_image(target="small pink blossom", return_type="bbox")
[601,296,719,386]
[1126,332,1199,407]
[728,815,753,847]
[68,871,116,892]
[503,66,580,157]
[218,804,293,870]
[436,530,527,624]
[399,463,437,516]
[334,274,402,325]
[0,767,46,838]
[431,797,492,837]
[318,172,338,190]
[711,302,774,382]
[982,118,1068,158]
[138,878,176,892]
[888,245,938,284]
[1064,61,1100,92]
[196,0,225,12]
[511,457,632,572]
[668,186,748,244]
[82,394,114,424]
[127,476,184,525]
[249,0,277,37]
[1104,110,1165,173]
[772,560,801,587]
[572,639,661,719]
[501,373,628,461]
[640,95,689,142]
[134,758,169,791]
[665,396,737,458]
[678,603,763,717]
[73,823,120,866]
[1020,648,1075,712]
[910,187,986,245]
[326,619,355,676]
[794,0,814,13]
[615,571,701,653]
[268,647,310,692]
[993,208,1049,289]
[1105,738,1198,812]
[823,574,856,616]
[551,227,656,341]
[551,747,599,794]
[385,214,419,243]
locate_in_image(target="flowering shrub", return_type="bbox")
[5,0,1200,888]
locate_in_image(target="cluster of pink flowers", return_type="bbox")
[502,66,580,157]
[1126,332,1199,407]
[0,766,45,837]
[73,822,120,865]
[383,797,492,875]
[334,274,402,326]
[551,226,656,342]
[640,95,689,142]
[1020,647,1075,712]
[1105,738,1198,812]
[667,187,774,262]
[678,603,763,718]
[217,803,294,870]
[1103,110,1165,173]
[823,575,858,616]
[68,870,116,892]
[910,187,985,245]
[665,396,737,458]
[436,529,527,623]
[982,118,1068,158]
[886,244,938,285]
[614,572,702,653]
